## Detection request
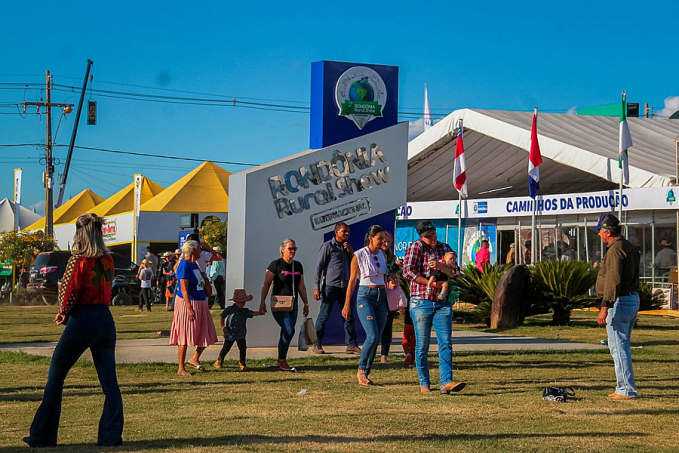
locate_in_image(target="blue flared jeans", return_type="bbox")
[356,286,389,375]
[272,302,299,360]
[410,297,453,388]
[606,294,640,398]
[25,304,124,447]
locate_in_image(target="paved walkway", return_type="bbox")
[0,330,603,364]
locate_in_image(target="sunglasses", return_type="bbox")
[287,247,298,251]
[373,256,380,267]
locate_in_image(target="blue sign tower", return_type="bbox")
[310,60,400,345]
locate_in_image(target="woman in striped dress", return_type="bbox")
[170,240,218,375]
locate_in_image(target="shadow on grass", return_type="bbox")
[0,375,314,402]
[0,431,649,452]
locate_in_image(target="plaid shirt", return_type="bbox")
[403,239,453,300]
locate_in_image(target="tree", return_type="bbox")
[199,219,227,253]
[0,230,56,274]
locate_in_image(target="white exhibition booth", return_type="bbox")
[227,123,408,347]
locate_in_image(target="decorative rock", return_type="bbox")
[491,265,530,329]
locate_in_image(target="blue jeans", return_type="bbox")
[25,304,124,447]
[314,286,357,347]
[380,310,396,356]
[410,297,453,388]
[356,286,389,375]
[272,302,299,360]
[606,294,640,398]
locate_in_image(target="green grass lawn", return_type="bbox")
[1,307,678,452]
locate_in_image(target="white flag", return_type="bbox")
[424,84,432,131]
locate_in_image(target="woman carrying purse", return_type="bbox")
[259,239,310,371]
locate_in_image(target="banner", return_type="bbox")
[133,174,142,236]
[398,187,679,221]
[14,168,22,231]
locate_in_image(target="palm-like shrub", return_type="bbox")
[456,263,512,323]
[530,260,598,325]
[638,282,666,311]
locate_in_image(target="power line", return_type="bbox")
[0,142,260,167]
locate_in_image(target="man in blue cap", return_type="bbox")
[592,213,640,400]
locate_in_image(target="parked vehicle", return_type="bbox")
[28,251,140,305]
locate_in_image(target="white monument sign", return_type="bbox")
[227,123,408,347]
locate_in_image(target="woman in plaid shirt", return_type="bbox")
[402,220,466,395]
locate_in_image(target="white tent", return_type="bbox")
[408,109,679,201]
[0,198,41,232]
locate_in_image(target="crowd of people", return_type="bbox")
[23,212,641,447]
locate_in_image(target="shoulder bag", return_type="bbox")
[270,260,295,312]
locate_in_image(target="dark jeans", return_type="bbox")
[218,338,247,363]
[209,276,226,310]
[139,288,152,310]
[314,286,357,347]
[380,310,396,356]
[25,304,123,447]
[271,302,299,360]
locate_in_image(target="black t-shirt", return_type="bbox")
[267,258,303,302]
[160,261,174,281]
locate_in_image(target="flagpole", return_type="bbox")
[457,119,463,260]
[619,91,626,222]
[531,107,538,264]
[458,190,462,258]
[531,199,536,265]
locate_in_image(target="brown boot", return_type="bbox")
[440,381,466,394]
[277,359,292,371]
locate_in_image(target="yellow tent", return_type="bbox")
[141,161,230,213]
[25,189,104,231]
[90,177,165,217]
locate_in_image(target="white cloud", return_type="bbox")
[566,106,577,115]
[409,118,425,141]
[408,118,440,142]
[29,200,45,215]
[656,96,679,119]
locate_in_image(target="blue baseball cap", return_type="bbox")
[591,213,619,231]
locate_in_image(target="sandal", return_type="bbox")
[187,362,205,372]
[357,370,373,386]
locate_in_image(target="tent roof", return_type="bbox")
[140,161,231,213]
[0,198,42,232]
[24,189,104,231]
[90,177,165,217]
[407,109,679,201]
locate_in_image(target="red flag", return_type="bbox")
[453,121,467,198]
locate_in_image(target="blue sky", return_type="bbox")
[2,0,678,213]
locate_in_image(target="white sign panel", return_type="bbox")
[398,187,678,220]
[227,123,408,347]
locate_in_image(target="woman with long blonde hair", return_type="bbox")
[24,213,123,448]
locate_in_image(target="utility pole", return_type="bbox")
[56,59,93,208]
[23,71,73,240]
